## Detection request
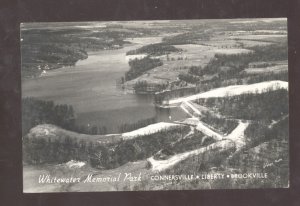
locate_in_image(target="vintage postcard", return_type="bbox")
[21,18,289,192]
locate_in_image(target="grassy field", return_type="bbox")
[125,28,287,89]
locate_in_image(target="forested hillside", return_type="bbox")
[125,56,163,81]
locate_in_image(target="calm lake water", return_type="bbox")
[22,38,186,133]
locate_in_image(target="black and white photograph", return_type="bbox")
[21,18,289,192]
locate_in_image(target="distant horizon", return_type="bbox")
[20,17,287,30]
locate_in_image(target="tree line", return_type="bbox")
[200,111,238,134]
[243,116,288,149]
[179,42,288,85]
[154,86,197,105]
[21,28,130,78]
[22,97,108,136]
[126,43,181,56]
[162,31,211,45]
[195,89,288,121]
[133,80,168,94]
[23,126,189,169]
[125,56,163,81]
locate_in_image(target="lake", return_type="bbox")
[22,37,186,133]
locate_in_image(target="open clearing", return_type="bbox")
[244,65,287,74]
[168,80,288,105]
[125,28,287,87]
[122,122,181,140]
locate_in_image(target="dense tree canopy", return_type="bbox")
[125,56,163,81]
